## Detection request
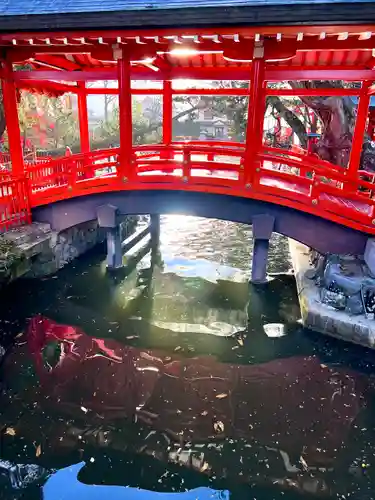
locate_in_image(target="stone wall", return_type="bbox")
[0,223,51,286]
[26,216,138,278]
[0,216,138,284]
[26,220,104,277]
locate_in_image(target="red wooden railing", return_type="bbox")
[0,174,31,231]
[2,141,375,234]
[17,141,375,234]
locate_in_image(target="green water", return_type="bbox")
[1,215,375,499]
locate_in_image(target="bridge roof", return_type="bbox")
[1,0,375,33]
[0,0,370,16]
[2,29,375,79]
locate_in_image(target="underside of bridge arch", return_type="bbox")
[32,190,368,256]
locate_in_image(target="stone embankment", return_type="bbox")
[290,239,375,349]
[0,216,137,286]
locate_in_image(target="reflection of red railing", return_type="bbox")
[16,141,375,235]
[0,175,30,231]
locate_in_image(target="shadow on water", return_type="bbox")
[1,216,375,499]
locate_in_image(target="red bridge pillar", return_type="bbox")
[117,50,134,181]
[77,82,90,154]
[348,81,371,179]
[1,60,24,176]
[244,45,265,187]
[163,80,173,147]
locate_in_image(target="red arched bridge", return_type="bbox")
[1,24,375,240]
[22,142,375,236]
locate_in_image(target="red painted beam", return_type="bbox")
[45,86,250,96]
[13,67,375,83]
[1,60,24,176]
[86,88,163,95]
[19,80,78,94]
[13,70,118,81]
[172,87,249,95]
[5,36,375,59]
[31,54,82,71]
[265,69,375,81]
[266,88,361,96]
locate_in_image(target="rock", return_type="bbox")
[0,216,137,282]
[345,294,364,315]
[320,288,347,310]
[364,238,375,277]
[0,460,48,491]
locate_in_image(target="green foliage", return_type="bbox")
[0,236,23,278]
[0,88,79,150]
[95,96,162,145]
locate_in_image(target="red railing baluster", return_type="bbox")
[182,148,191,182]
[68,157,77,192]
[0,175,30,232]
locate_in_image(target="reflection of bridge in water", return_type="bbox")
[0,313,369,498]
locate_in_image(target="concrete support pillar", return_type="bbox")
[150,214,162,267]
[251,214,275,284]
[97,204,123,270]
[150,214,160,247]
[106,226,122,269]
[251,239,270,284]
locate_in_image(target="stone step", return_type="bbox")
[2,222,51,247]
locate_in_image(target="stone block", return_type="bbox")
[345,294,364,315]
[97,204,119,228]
[364,238,375,277]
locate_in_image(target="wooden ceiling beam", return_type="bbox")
[10,66,375,83]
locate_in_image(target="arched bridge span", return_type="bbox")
[33,188,368,257]
[27,142,373,257]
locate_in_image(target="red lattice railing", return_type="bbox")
[15,141,375,235]
[0,175,31,231]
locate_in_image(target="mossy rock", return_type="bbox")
[0,236,26,282]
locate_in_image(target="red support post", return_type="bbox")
[348,81,371,179]
[163,80,173,146]
[1,60,24,176]
[117,52,134,181]
[162,79,173,164]
[77,83,90,154]
[244,48,266,186]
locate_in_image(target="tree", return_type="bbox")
[0,88,79,151]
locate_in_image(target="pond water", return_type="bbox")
[1,215,375,500]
